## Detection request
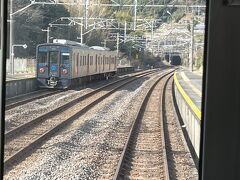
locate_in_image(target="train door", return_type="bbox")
[48,51,60,78]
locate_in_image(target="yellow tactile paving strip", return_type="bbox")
[174,72,201,120]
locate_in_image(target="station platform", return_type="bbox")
[174,68,202,118]
[173,67,203,157]
[6,73,35,82]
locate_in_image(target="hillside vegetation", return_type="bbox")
[11,0,204,66]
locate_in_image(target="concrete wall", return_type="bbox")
[117,66,134,74]
[6,58,35,74]
[174,79,201,157]
[5,66,134,98]
[6,78,38,98]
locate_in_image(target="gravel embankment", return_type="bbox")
[164,78,198,179]
[5,75,129,132]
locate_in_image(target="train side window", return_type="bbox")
[76,55,79,67]
[77,53,79,66]
[80,56,82,66]
[98,57,100,64]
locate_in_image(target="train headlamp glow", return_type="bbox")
[39,67,45,73]
[62,69,68,75]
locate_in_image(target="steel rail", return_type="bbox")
[4,69,159,172]
[113,70,174,180]
[5,70,155,141]
[5,90,62,110]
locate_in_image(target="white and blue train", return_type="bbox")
[36,39,117,89]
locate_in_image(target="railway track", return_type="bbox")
[113,71,173,179]
[5,89,62,110]
[4,69,160,172]
[5,70,153,111]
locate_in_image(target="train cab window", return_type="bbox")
[38,51,47,64]
[49,51,58,64]
[61,52,70,64]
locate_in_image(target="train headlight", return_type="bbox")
[62,69,68,75]
[39,67,45,73]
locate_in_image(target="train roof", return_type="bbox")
[53,39,89,48]
[89,46,110,51]
[38,40,109,51]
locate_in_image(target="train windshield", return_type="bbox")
[49,51,58,64]
[61,52,69,64]
[38,48,48,64]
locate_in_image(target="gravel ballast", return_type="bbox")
[5,71,166,179]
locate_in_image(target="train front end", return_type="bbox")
[36,44,71,89]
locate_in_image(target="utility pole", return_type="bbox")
[189,18,194,72]
[133,0,137,31]
[117,32,119,56]
[9,0,14,75]
[84,0,89,29]
[151,20,154,40]
[80,20,83,44]
[103,39,107,48]
[42,27,50,43]
[124,21,127,43]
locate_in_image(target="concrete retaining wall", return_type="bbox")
[174,74,201,157]
[117,66,134,74]
[5,66,134,98]
[6,78,38,98]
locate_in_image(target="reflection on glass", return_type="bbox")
[4,0,206,179]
